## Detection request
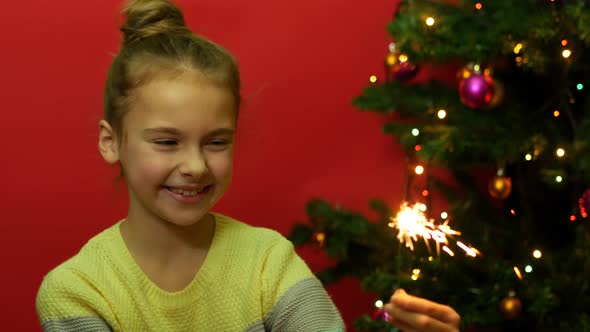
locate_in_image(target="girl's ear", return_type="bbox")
[98,120,120,164]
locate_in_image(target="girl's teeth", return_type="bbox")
[169,188,199,196]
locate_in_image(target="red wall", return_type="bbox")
[0,0,403,330]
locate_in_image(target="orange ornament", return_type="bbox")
[488,176,512,199]
[500,295,522,319]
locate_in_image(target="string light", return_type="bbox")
[525,265,533,273]
[441,212,448,219]
[510,209,516,215]
[437,109,447,119]
[533,250,542,259]
[419,203,427,211]
[553,110,560,117]
[425,17,435,26]
[513,43,523,54]
[375,300,384,308]
[514,266,523,280]
[556,175,563,183]
[475,2,483,10]
[525,154,532,161]
[422,190,429,197]
[556,148,565,157]
[561,39,568,46]
[570,215,576,221]
[412,128,420,136]
[369,75,378,83]
[415,165,425,175]
[562,49,572,58]
[577,83,584,90]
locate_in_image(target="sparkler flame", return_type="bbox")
[389,202,480,257]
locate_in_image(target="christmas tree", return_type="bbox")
[289,1,590,331]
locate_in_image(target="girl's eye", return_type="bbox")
[209,140,228,146]
[154,140,178,146]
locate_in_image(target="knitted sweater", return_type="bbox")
[36,213,345,331]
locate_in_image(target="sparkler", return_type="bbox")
[388,202,480,257]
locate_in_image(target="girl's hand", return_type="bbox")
[383,289,460,332]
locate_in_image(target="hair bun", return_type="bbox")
[120,0,189,46]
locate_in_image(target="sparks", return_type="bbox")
[389,202,480,257]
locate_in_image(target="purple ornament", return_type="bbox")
[459,73,495,109]
[372,308,392,322]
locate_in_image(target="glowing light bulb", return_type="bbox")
[437,109,447,119]
[561,39,568,46]
[375,300,384,308]
[419,204,427,212]
[415,165,425,175]
[422,190,429,197]
[425,17,435,26]
[513,43,523,54]
[525,154,532,161]
[553,110,560,117]
[369,75,378,83]
[398,54,408,63]
[556,148,565,157]
[577,83,584,90]
[475,2,483,10]
[411,274,419,280]
[556,176,563,183]
[533,250,542,259]
[562,49,572,58]
[441,212,448,219]
[525,265,533,273]
[413,268,421,275]
[412,128,420,136]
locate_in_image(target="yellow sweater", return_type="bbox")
[36,213,344,331]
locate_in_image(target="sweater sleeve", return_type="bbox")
[261,235,345,332]
[36,268,117,332]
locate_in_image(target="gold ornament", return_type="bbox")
[489,175,512,199]
[500,295,522,319]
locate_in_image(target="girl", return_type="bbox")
[35,0,460,331]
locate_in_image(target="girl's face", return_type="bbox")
[117,73,236,227]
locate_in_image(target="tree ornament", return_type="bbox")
[372,308,391,322]
[486,79,505,109]
[458,64,495,109]
[500,293,522,319]
[489,169,512,199]
[578,189,590,217]
[385,42,418,82]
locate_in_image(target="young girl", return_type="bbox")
[35,0,460,331]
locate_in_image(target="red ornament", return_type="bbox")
[459,69,495,109]
[385,47,418,82]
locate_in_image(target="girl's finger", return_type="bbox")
[391,289,460,326]
[386,302,458,332]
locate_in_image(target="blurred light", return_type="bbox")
[415,165,425,175]
[525,265,533,273]
[510,209,516,215]
[562,49,572,58]
[375,300,384,308]
[583,212,588,218]
[513,43,523,54]
[473,64,481,72]
[441,211,448,219]
[525,154,532,161]
[556,176,563,183]
[411,274,419,280]
[533,250,542,259]
[413,268,421,275]
[419,203,427,212]
[398,54,409,63]
[570,215,576,221]
[428,256,434,261]
[514,266,523,280]
[556,148,565,157]
[415,145,422,151]
[422,190,429,197]
[442,246,455,256]
[425,17,435,26]
[412,128,420,136]
[389,42,396,53]
[437,109,447,119]
[369,75,378,83]
[475,2,483,10]
[577,83,584,90]
[553,110,560,117]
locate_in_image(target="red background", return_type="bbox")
[0,0,406,330]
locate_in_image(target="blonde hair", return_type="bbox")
[104,0,241,141]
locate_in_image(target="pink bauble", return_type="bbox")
[372,308,392,322]
[459,73,495,109]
